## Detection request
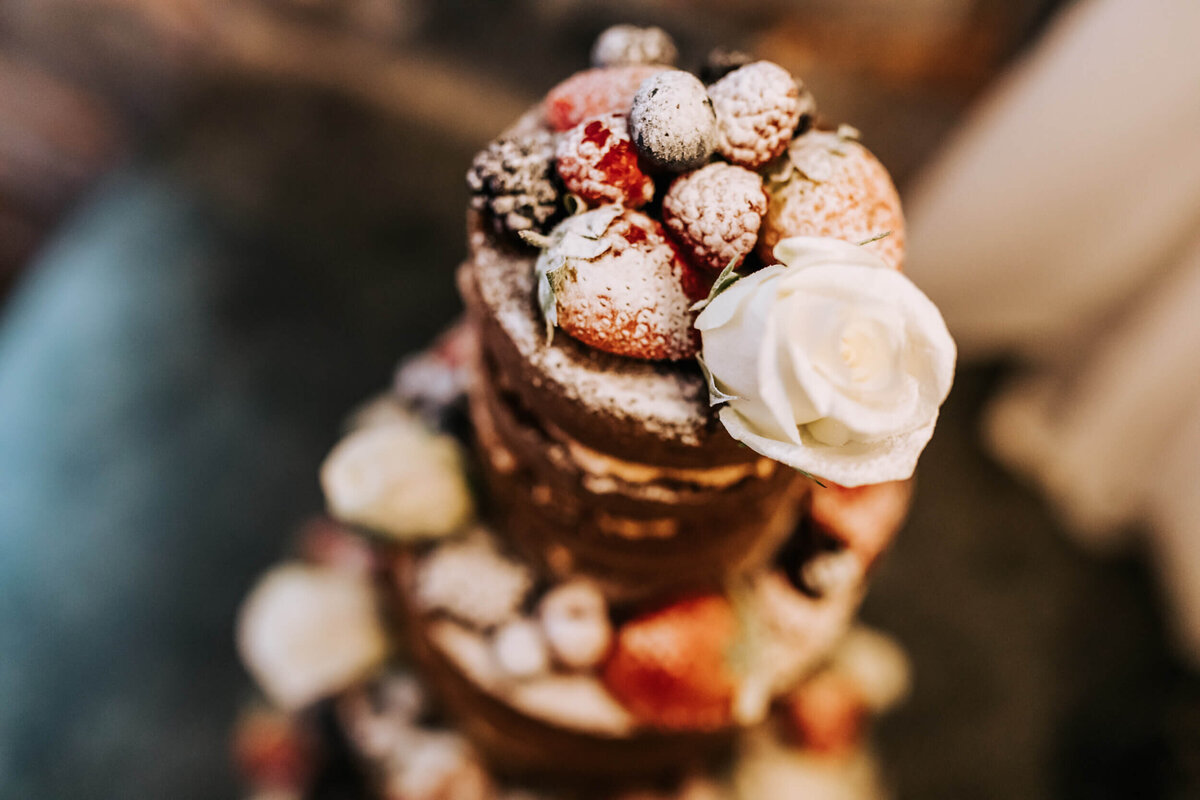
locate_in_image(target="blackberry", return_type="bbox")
[466,130,561,239]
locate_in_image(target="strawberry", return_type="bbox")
[602,594,738,731]
[534,206,699,361]
[759,128,905,270]
[809,479,912,567]
[544,65,665,131]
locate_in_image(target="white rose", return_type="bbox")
[320,412,473,540]
[237,563,388,709]
[695,236,955,486]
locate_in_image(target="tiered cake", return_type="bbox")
[233,25,955,800]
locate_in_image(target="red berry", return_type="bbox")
[539,208,699,361]
[809,479,912,567]
[602,594,738,731]
[556,113,655,209]
[545,65,665,132]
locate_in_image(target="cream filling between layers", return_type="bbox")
[547,422,777,492]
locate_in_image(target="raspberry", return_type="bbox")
[662,163,768,272]
[466,130,561,238]
[545,65,665,131]
[555,113,655,209]
[759,129,906,270]
[591,25,678,68]
[602,594,738,731]
[707,61,813,169]
[629,70,717,171]
[536,206,699,361]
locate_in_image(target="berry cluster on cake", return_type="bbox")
[233,24,955,800]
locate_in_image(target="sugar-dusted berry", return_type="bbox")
[708,61,814,169]
[466,130,561,238]
[555,113,655,209]
[602,594,739,731]
[759,128,905,270]
[535,206,699,361]
[545,65,666,132]
[629,70,717,172]
[663,162,768,272]
[591,25,678,68]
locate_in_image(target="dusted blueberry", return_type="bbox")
[628,71,717,172]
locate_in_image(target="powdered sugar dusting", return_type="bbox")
[552,210,698,361]
[629,70,716,171]
[759,130,905,270]
[467,214,711,445]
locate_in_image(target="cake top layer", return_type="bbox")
[467,210,731,454]
[464,29,955,486]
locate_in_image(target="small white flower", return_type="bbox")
[237,564,387,710]
[320,413,473,540]
[695,236,955,486]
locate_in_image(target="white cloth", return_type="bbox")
[903,0,1200,661]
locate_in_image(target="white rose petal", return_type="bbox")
[320,414,473,540]
[238,563,388,710]
[696,236,955,486]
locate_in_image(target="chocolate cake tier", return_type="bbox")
[394,555,733,780]
[469,345,806,596]
[460,216,753,468]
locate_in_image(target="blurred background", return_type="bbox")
[2,0,1199,798]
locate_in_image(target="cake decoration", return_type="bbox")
[413,530,533,629]
[707,61,814,169]
[531,206,698,360]
[760,128,906,270]
[590,24,679,69]
[466,129,562,238]
[602,593,740,732]
[662,162,769,273]
[545,65,667,132]
[237,563,388,710]
[628,70,718,171]
[538,578,613,670]
[695,236,955,486]
[319,411,473,540]
[555,111,656,209]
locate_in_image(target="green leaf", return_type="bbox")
[689,258,742,313]
[857,230,892,246]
